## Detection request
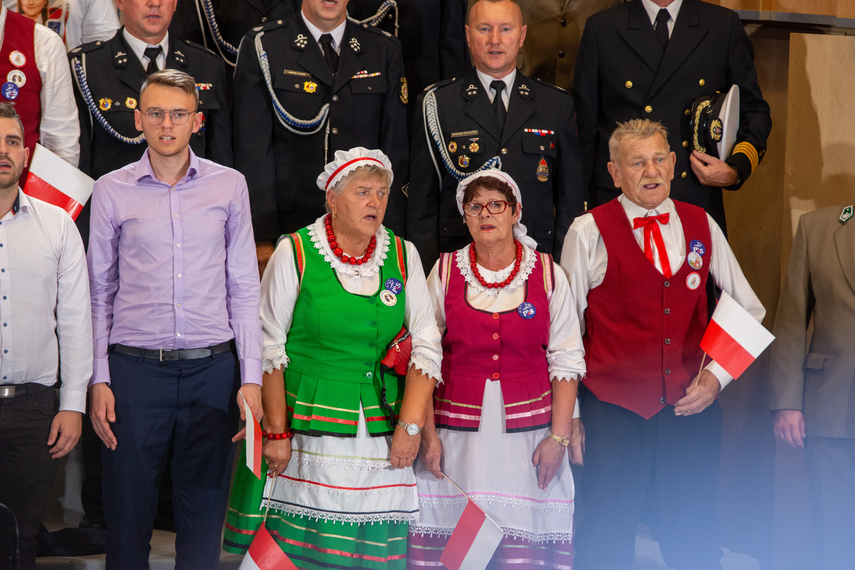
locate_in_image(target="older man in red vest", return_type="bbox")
[560,119,764,570]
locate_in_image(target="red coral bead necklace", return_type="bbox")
[325,213,376,265]
[469,240,522,289]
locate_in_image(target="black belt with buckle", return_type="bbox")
[110,340,235,362]
[0,383,50,398]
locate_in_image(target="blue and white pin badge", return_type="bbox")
[517,302,536,320]
[384,278,403,295]
[689,239,706,256]
[2,82,19,100]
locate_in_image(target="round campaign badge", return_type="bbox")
[517,302,536,320]
[2,83,19,100]
[685,272,701,291]
[380,289,397,307]
[9,51,26,67]
[689,239,706,256]
[384,277,403,295]
[6,70,25,88]
[687,251,703,270]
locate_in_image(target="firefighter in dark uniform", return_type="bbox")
[168,0,298,103]
[572,0,772,233]
[233,0,409,273]
[348,0,468,125]
[407,0,584,270]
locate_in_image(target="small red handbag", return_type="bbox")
[378,327,411,429]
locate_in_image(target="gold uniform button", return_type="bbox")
[644,105,653,113]
[625,81,633,89]
[699,79,706,86]
[684,108,691,116]
[681,171,688,178]
[501,148,508,155]
[682,141,689,148]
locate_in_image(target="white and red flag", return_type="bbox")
[700,290,774,379]
[243,397,263,480]
[238,524,297,570]
[440,497,504,570]
[23,144,94,220]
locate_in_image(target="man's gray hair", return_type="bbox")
[609,119,670,164]
[140,69,200,108]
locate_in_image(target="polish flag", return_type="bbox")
[243,397,263,480]
[238,524,297,570]
[440,499,504,570]
[23,144,94,221]
[700,290,774,379]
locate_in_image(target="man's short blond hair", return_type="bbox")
[140,69,200,108]
[608,119,670,164]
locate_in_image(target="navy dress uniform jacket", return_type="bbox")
[572,0,771,230]
[70,29,232,178]
[233,17,409,242]
[407,69,585,269]
[70,29,232,244]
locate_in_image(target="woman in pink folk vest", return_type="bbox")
[407,169,585,568]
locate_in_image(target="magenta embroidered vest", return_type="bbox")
[1,11,41,177]
[435,249,554,432]
[584,198,712,419]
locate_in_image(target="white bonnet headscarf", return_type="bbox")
[455,169,537,249]
[316,147,394,192]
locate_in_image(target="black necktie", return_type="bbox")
[655,9,670,51]
[144,46,162,75]
[319,34,339,75]
[491,80,506,129]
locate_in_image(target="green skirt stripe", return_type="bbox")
[269,512,408,570]
[223,442,266,554]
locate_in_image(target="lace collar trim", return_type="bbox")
[454,243,537,297]
[307,216,391,277]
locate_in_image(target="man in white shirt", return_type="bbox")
[560,119,764,570]
[0,103,91,570]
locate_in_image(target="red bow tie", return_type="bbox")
[633,213,672,277]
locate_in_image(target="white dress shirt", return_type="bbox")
[0,190,92,412]
[301,12,345,55]
[560,196,765,390]
[476,68,515,111]
[122,28,168,72]
[641,0,684,36]
[0,8,79,167]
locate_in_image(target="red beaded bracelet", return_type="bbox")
[261,430,293,440]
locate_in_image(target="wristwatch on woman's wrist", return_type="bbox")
[398,420,421,436]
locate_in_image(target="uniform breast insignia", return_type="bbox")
[303,81,318,93]
[99,98,112,111]
[196,83,212,91]
[294,34,308,49]
[349,37,362,53]
[840,205,854,224]
[536,158,549,182]
[283,69,311,78]
[9,51,26,67]
[352,71,382,79]
[125,97,137,109]
[458,155,470,168]
[448,141,457,153]
[400,77,408,104]
[469,142,480,153]
[465,84,478,97]
[6,70,25,88]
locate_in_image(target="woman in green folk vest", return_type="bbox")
[224,147,442,568]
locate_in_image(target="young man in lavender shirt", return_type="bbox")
[86,69,262,569]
